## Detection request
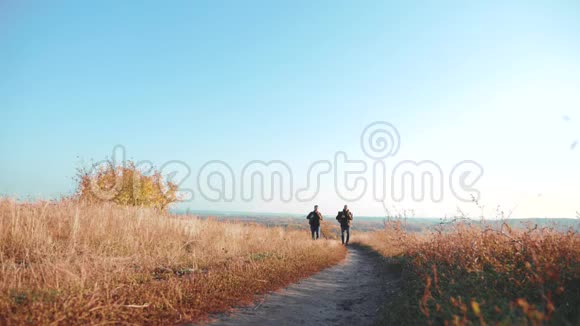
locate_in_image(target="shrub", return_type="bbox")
[75,160,178,210]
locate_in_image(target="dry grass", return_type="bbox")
[0,199,346,325]
[355,221,580,325]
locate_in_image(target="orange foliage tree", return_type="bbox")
[75,160,178,210]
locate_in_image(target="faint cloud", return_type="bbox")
[561,115,577,150]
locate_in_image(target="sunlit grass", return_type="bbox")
[355,220,580,325]
[0,199,346,324]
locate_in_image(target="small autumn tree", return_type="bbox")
[75,160,178,210]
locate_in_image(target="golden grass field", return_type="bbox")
[355,221,580,325]
[0,199,346,325]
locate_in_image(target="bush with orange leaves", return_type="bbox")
[356,220,580,325]
[75,160,178,210]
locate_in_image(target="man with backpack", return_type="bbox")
[306,205,323,240]
[336,205,353,245]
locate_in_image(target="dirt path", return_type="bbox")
[206,245,401,326]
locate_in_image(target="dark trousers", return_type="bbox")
[341,226,350,244]
[310,225,320,240]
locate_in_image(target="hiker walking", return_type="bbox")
[306,205,323,240]
[336,205,353,245]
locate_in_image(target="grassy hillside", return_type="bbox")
[0,199,346,324]
[355,221,580,325]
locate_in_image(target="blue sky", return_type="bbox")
[1,1,579,218]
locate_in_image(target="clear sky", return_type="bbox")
[1,1,579,218]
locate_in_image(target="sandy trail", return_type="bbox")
[206,245,400,326]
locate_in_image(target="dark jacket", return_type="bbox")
[336,209,353,227]
[307,211,323,226]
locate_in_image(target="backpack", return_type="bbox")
[308,211,321,225]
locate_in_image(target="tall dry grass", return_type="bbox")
[0,199,346,324]
[355,220,580,325]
